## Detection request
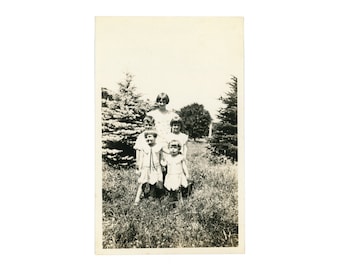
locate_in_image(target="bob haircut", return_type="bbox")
[156,93,170,104]
[168,139,181,151]
[143,115,155,126]
[170,116,184,129]
[144,129,158,138]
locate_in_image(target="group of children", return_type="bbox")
[133,93,190,206]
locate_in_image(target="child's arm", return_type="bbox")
[134,134,143,173]
[182,133,189,159]
[182,143,187,160]
[182,158,190,179]
[136,150,141,168]
[160,148,167,171]
[136,150,143,175]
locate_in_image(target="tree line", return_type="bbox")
[101,73,237,167]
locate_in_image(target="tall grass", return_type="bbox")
[102,140,238,248]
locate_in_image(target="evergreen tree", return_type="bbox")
[102,73,151,167]
[208,76,238,162]
[178,103,212,141]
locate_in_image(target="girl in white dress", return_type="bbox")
[134,115,156,169]
[134,130,163,205]
[163,140,190,204]
[166,116,188,159]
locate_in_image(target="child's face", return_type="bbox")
[143,121,153,130]
[171,123,181,134]
[169,144,180,156]
[145,134,156,145]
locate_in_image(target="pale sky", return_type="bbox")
[96,17,243,120]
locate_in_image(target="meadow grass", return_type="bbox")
[102,140,238,249]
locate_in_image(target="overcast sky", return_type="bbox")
[96,17,243,120]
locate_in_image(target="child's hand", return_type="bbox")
[160,160,167,167]
[161,166,167,173]
[135,169,141,176]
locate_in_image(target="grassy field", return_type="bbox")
[101,140,239,249]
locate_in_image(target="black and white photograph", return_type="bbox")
[3,0,340,268]
[95,16,244,254]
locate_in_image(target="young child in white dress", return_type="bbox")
[163,140,190,205]
[134,115,155,167]
[134,129,163,205]
[166,116,188,159]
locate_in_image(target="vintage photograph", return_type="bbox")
[95,16,244,254]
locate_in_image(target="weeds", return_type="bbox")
[102,141,238,249]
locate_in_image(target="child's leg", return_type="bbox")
[177,189,183,205]
[167,190,182,209]
[167,190,176,209]
[155,180,165,199]
[134,183,143,204]
[162,166,167,183]
[168,190,176,202]
[149,184,156,198]
[143,183,150,198]
[181,181,193,199]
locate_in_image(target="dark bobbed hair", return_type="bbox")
[143,115,155,126]
[168,139,181,151]
[144,129,158,138]
[170,116,183,130]
[156,93,170,104]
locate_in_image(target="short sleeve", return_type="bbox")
[134,133,145,150]
[182,133,188,145]
[154,143,164,153]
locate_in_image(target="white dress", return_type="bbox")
[164,154,188,191]
[134,131,156,151]
[147,109,179,147]
[137,144,163,185]
[165,132,188,157]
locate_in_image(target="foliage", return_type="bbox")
[208,76,238,162]
[102,141,239,248]
[178,103,212,141]
[101,73,151,168]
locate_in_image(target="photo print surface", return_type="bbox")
[95,16,244,254]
